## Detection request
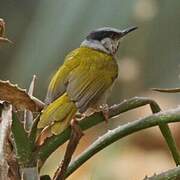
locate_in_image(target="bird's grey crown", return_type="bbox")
[81,26,137,55]
[86,27,121,41]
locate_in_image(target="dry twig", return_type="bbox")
[53,120,83,180]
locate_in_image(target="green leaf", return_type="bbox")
[29,115,40,150]
[11,113,32,167]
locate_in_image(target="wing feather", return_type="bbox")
[75,78,108,112]
[45,47,118,113]
[45,49,81,104]
[67,64,115,113]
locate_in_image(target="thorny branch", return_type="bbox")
[65,107,180,178]
[37,97,180,167]
[53,120,83,180]
[144,166,180,180]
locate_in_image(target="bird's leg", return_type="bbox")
[99,104,109,123]
[75,112,85,120]
[70,118,84,137]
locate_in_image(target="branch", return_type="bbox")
[158,123,180,165]
[65,107,180,178]
[37,97,159,161]
[144,166,180,180]
[53,120,83,180]
[149,103,180,165]
[152,87,180,93]
[36,97,179,164]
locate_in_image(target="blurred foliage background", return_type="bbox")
[1,0,180,179]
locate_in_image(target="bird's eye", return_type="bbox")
[110,34,114,39]
[110,33,118,40]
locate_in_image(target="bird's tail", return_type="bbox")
[38,93,77,135]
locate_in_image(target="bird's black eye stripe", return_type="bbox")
[87,30,119,41]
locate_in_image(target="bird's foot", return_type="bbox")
[75,112,85,120]
[99,104,109,123]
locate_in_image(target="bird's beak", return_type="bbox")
[120,26,138,38]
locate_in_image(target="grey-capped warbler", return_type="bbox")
[38,26,137,135]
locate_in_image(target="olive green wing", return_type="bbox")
[66,59,118,113]
[45,49,81,104]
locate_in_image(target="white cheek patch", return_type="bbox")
[101,38,113,53]
[101,38,120,54]
[113,40,120,54]
[81,38,120,55]
[81,39,110,54]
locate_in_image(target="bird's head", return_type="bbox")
[81,26,137,55]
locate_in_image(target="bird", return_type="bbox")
[37,26,137,135]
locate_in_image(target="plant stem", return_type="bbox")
[53,120,83,180]
[37,97,157,161]
[149,101,180,166]
[144,166,180,180]
[158,123,180,166]
[36,97,180,164]
[65,107,180,178]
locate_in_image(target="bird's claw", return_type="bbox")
[100,104,109,123]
